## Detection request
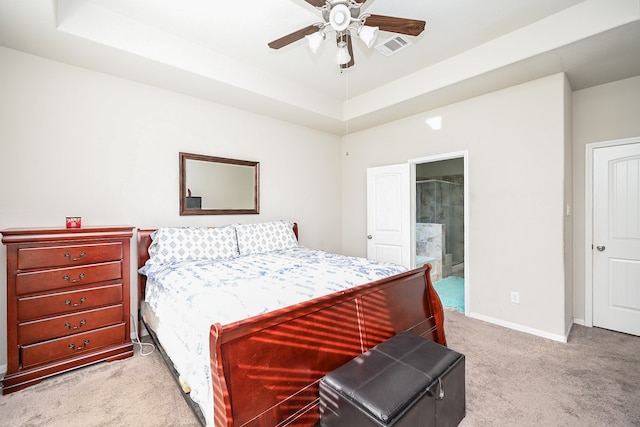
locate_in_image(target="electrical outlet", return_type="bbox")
[510,291,520,304]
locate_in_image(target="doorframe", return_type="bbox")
[409,150,469,315]
[584,136,640,327]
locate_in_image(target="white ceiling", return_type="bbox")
[1,0,639,135]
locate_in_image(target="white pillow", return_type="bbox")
[235,221,298,256]
[148,226,239,263]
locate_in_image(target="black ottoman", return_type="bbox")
[319,332,465,427]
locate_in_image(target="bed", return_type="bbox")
[136,221,446,427]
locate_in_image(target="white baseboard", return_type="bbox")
[0,363,6,379]
[468,312,568,343]
[573,318,585,326]
[565,319,574,339]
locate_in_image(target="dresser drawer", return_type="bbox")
[18,304,124,345]
[15,261,122,295]
[21,323,127,369]
[17,283,123,321]
[17,242,123,270]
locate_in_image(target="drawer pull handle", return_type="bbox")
[64,297,87,307]
[63,273,85,283]
[64,319,87,330]
[68,339,90,351]
[64,251,86,261]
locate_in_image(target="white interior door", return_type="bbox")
[366,164,410,267]
[593,142,640,336]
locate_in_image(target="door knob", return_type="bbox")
[596,245,606,252]
[367,235,373,239]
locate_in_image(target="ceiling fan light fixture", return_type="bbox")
[329,4,351,32]
[335,40,351,65]
[305,30,325,54]
[268,2,426,70]
[358,25,379,48]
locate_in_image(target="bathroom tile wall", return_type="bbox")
[416,178,464,266]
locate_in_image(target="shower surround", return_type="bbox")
[416,179,464,278]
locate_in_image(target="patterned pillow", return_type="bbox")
[148,226,239,263]
[236,221,298,256]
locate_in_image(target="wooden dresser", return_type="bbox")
[1,226,134,394]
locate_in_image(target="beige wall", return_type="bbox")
[0,47,342,369]
[564,75,574,336]
[341,74,570,340]
[571,75,640,323]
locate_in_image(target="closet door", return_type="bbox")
[593,142,640,336]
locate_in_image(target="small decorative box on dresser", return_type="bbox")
[1,226,134,394]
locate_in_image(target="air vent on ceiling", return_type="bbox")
[375,35,413,56]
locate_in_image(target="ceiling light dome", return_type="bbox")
[329,4,351,32]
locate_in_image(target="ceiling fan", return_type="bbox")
[268,0,426,70]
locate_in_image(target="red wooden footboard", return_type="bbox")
[209,264,445,426]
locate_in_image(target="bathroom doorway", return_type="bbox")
[411,153,467,313]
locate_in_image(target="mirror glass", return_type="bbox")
[180,152,260,215]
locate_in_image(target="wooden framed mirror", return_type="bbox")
[179,152,260,215]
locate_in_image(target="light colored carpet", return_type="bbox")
[1,311,638,426]
[434,276,465,312]
[447,309,640,427]
[0,341,198,427]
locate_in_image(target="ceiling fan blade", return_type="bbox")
[339,33,355,70]
[303,0,327,7]
[364,14,426,36]
[268,24,321,50]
